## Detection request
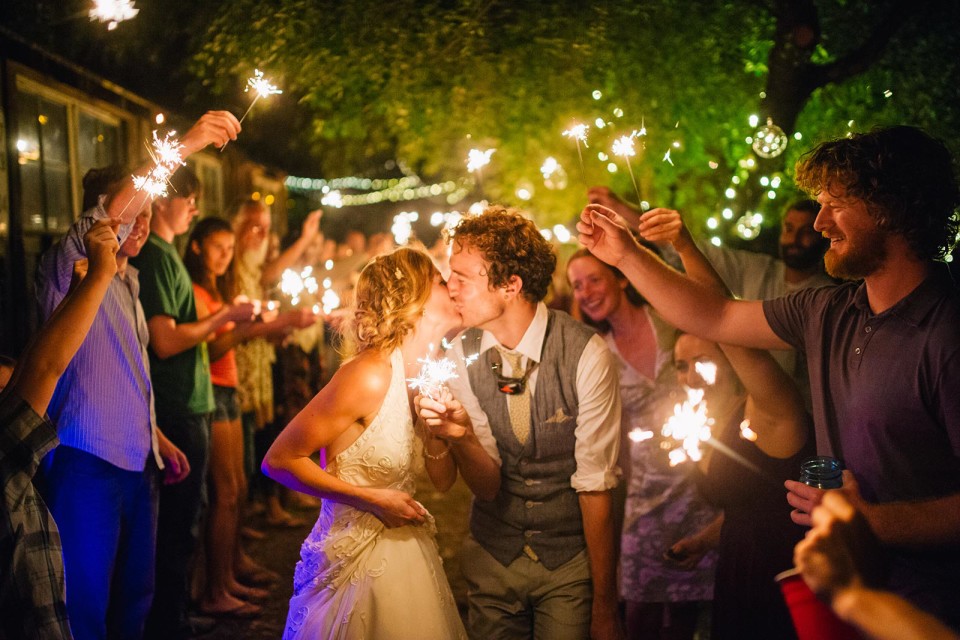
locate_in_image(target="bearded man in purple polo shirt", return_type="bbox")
[578,125,960,630]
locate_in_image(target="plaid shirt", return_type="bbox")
[0,393,73,639]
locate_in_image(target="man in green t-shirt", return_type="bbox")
[132,148,255,637]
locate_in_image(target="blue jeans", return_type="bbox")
[145,413,210,640]
[41,446,159,640]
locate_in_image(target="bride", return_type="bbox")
[263,247,467,639]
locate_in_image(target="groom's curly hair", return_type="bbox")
[450,206,556,303]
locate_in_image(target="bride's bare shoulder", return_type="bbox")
[329,350,392,399]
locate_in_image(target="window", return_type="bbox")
[15,93,72,233]
[13,75,129,234]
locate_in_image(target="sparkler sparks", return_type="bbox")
[612,130,643,205]
[661,388,714,466]
[562,123,590,147]
[89,0,138,30]
[279,266,319,306]
[562,122,590,182]
[466,148,495,173]
[407,354,459,400]
[120,130,185,217]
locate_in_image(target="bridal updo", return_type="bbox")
[346,247,437,354]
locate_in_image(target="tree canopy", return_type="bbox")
[192,0,959,240]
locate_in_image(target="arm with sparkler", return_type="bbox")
[639,207,811,460]
[110,111,240,227]
[578,204,788,351]
[416,387,502,503]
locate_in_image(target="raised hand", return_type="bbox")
[638,207,691,250]
[180,110,242,155]
[84,217,121,280]
[301,209,323,242]
[576,204,641,269]
[416,388,472,442]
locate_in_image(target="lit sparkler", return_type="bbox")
[220,69,282,152]
[240,69,283,123]
[612,131,643,205]
[119,130,185,217]
[279,266,319,307]
[661,388,713,466]
[407,353,459,400]
[562,122,590,181]
[466,148,495,189]
[320,288,341,314]
[89,0,138,30]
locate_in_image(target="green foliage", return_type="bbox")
[192,0,959,235]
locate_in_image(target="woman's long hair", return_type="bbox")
[184,216,236,302]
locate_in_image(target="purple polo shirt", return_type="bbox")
[763,267,960,628]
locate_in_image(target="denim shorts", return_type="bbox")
[212,385,241,422]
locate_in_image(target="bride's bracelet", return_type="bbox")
[423,441,452,461]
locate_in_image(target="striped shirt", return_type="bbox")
[0,393,73,640]
[35,205,161,472]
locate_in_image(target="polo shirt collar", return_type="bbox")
[853,264,955,327]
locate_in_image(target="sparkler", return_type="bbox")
[562,122,590,182]
[612,131,643,205]
[240,69,283,123]
[466,148,495,189]
[89,0,138,30]
[220,69,282,151]
[119,130,185,218]
[407,353,459,400]
[279,266,319,307]
[661,387,713,466]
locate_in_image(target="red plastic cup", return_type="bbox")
[776,568,864,640]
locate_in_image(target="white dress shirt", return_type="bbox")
[447,303,622,492]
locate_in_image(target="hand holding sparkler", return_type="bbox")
[180,110,242,156]
[587,186,643,228]
[576,204,642,270]
[416,387,473,443]
[638,207,694,252]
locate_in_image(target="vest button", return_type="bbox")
[525,500,535,509]
[524,479,535,487]
[524,530,534,539]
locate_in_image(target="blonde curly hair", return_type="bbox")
[342,247,438,354]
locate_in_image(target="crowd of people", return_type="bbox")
[1,114,959,640]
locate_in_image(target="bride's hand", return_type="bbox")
[416,389,472,441]
[366,488,427,528]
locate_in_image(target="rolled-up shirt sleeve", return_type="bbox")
[571,334,622,492]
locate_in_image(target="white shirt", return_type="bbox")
[447,303,622,492]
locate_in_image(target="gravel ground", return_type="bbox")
[202,475,473,639]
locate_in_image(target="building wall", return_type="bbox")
[0,43,286,356]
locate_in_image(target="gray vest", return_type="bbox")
[467,310,595,570]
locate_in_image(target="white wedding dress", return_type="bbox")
[283,349,467,640]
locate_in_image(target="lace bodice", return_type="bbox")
[327,348,424,494]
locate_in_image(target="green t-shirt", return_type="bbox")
[131,233,214,417]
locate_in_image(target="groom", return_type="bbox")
[420,206,623,639]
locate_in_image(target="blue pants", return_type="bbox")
[145,413,210,640]
[41,446,159,640]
